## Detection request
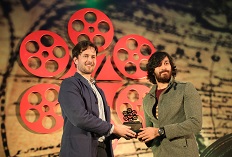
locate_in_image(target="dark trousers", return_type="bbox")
[97,141,107,157]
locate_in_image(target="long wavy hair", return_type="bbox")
[146,51,177,84]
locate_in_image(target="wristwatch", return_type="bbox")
[158,127,165,137]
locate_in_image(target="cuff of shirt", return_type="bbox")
[109,124,114,135]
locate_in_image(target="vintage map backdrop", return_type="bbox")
[0,0,232,157]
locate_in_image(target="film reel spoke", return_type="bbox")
[19,84,62,133]
[113,34,156,79]
[68,8,114,52]
[19,30,69,77]
[115,84,149,124]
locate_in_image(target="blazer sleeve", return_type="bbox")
[164,82,202,140]
[58,78,112,136]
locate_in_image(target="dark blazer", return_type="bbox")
[58,72,114,157]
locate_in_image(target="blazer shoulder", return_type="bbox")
[175,80,194,85]
[174,81,198,94]
[174,81,195,88]
[175,80,187,84]
[60,76,82,87]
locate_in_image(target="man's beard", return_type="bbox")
[155,70,171,83]
[78,63,95,74]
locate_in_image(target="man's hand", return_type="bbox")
[137,127,159,142]
[113,124,136,139]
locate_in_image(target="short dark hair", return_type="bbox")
[72,40,98,59]
[146,51,177,84]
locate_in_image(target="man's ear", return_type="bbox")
[73,57,78,65]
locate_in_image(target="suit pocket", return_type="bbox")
[170,137,188,148]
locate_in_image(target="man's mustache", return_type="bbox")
[159,70,169,74]
[85,62,94,66]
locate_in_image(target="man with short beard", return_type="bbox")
[137,51,202,157]
[58,40,136,157]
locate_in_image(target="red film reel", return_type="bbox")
[113,34,156,79]
[19,30,70,77]
[19,84,63,133]
[115,84,150,126]
[68,8,114,52]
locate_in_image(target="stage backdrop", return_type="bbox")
[0,0,231,157]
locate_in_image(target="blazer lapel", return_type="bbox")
[74,72,100,117]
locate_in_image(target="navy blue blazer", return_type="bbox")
[58,72,114,157]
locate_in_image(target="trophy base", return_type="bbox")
[123,121,142,133]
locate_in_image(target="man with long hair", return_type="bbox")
[138,51,202,157]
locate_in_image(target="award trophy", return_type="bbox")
[122,108,142,133]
